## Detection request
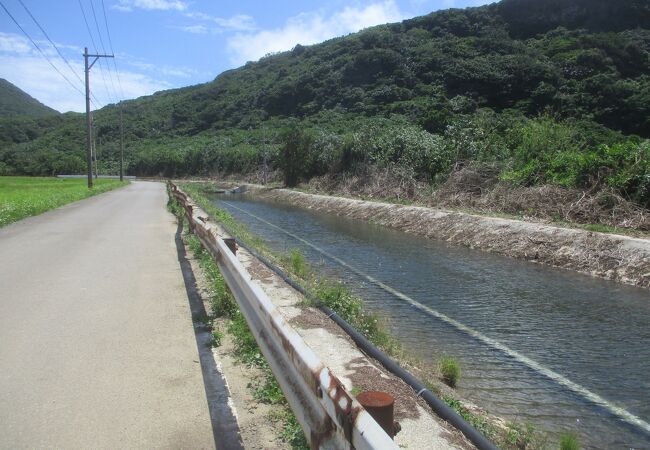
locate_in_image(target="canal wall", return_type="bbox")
[248,187,650,289]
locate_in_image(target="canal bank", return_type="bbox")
[247,186,650,289]
[202,186,650,450]
[170,183,479,450]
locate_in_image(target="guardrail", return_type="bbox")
[169,183,398,450]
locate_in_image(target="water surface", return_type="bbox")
[213,193,650,449]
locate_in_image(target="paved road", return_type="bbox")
[0,182,215,449]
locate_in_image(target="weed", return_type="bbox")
[179,182,270,251]
[439,356,461,387]
[171,188,307,449]
[313,280,396,352]
[443,396,498,440]
[210,330,224,347]
[286,248,308,279]
[184,233,238,319]
[253,374,285,404]
[559,432,580,450]
[274,409,310,450]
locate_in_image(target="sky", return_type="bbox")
[0,0,493,113]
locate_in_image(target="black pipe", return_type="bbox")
[218,225,499,450]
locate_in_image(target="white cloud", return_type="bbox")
[0,32,32,54]
[212,14,257,32]
[175,24,208,34]
[0,54,172,112]
[181,12,257,33]
[113,0,188,12]
[226,1,406,66]
[0,33,174,112]
[125,56,200,78]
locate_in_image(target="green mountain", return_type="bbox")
[1,0,648,210]
[0,78,59,118]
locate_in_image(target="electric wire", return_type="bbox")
[100,0,124,101]
[0,0,85,98]
[89,0,116,104]
[16,0,85,88]
[78,0,109,106]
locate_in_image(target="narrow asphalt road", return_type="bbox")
[0,182,215,449]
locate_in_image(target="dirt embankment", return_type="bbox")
[248,187,650,289]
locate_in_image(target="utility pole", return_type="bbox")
[119,104,124,182]
[84,47,113,188]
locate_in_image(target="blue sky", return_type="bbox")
[0,0,493,112]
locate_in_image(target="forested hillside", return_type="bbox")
[1,0,649,225]
[0,79,59,118]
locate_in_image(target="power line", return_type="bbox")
[78,0,109,106]
[100,0,124,100]
[99,0,125,181]
[0,0,85,98]
[16,0,86,88]
[78,0,97,52]
[89,0,116,104]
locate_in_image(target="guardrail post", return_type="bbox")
[356,391,400,439]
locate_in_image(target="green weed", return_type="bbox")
[439,356,461,388]
[286,248,308,279]
[184,233,238,319]
[314,280,396,353]
[210,330,224,347]
[559,432,580,450]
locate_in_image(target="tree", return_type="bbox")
[278,125,312,187]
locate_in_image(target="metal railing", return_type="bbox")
[169,183,398,450]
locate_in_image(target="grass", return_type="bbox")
[174,205,308,449]
[285,248,309,279]
[179,182,269,250]
[442,396,545,450]
[0,176,127,227]
[559,433,580,450]
[439,356,461,388]
[173,182,555,450]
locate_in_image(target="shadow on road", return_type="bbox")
[174,222,244,450]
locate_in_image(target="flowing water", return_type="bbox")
[212,193,650,449]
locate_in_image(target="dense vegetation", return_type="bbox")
[0,78,59,118]
[1,0,649,220]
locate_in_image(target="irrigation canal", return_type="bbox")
[211,193,650,449]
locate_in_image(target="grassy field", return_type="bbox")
[0,176,128,227]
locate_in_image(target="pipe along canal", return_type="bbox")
[211,192,650,449]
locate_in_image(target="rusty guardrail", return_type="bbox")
[169,182,398,450]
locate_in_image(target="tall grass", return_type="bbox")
[439,356,461,387]
[0,176,127,227]
[559,432,580,450]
